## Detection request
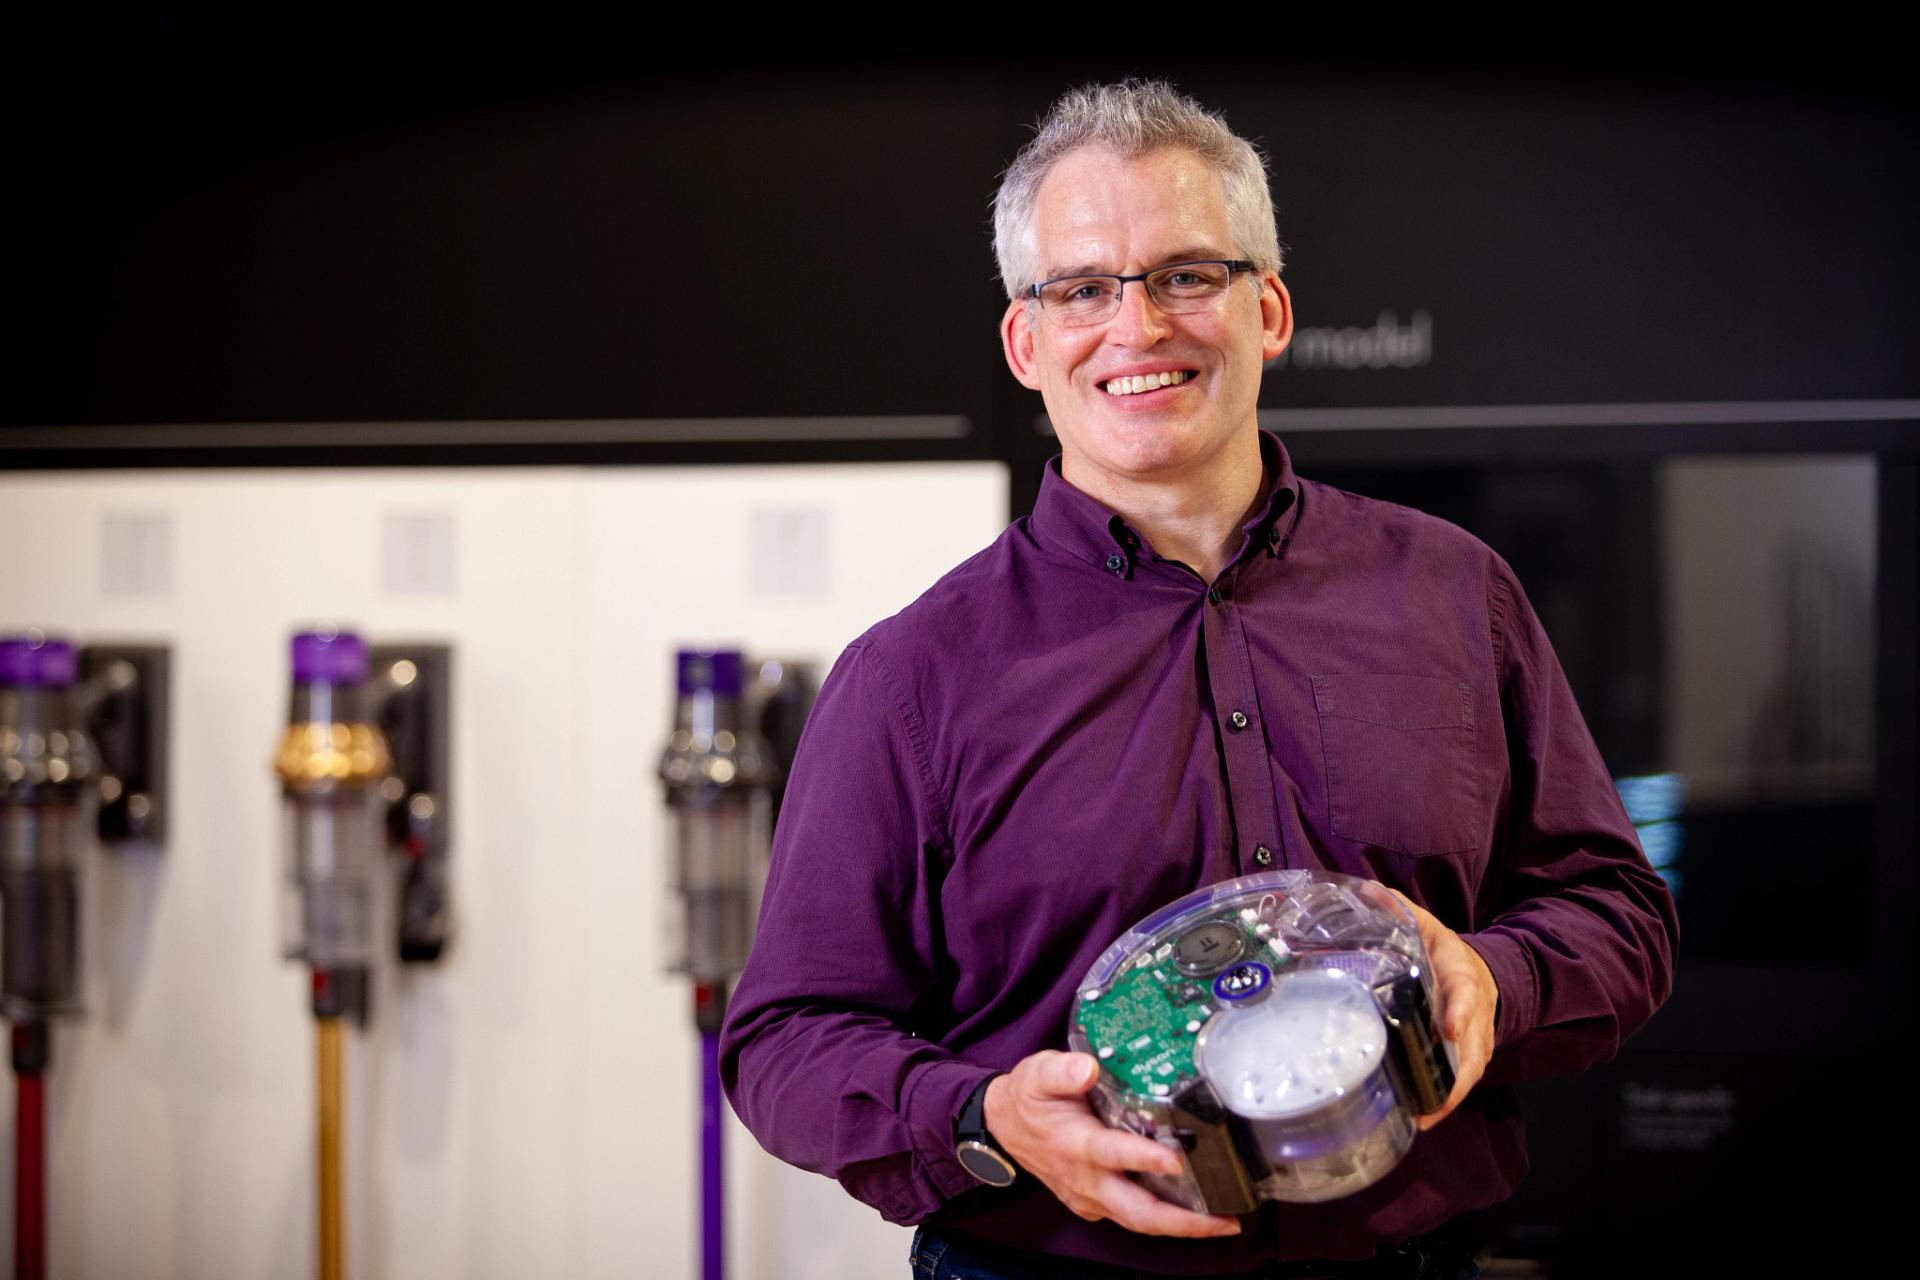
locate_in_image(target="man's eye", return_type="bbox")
[1158,266,1225,294]
[1063,280,1113,305]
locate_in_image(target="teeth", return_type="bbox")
[1103,370,1191,396]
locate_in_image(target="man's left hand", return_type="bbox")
[1386,890,1499,1131]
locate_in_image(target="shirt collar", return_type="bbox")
[1030,429,1301,577]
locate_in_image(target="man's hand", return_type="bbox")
[983,1050,1241,1238]
[1386,890,1499,1130]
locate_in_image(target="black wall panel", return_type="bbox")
[6,44,1915,483]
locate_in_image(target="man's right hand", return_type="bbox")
[982,1050,1242,1239]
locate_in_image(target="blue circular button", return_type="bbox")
[1213,960,1272,1004]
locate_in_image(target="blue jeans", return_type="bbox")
[909,1226,1141,1280]
[908,1225,1481,1280]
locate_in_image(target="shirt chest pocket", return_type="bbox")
[1310,673,1482,856]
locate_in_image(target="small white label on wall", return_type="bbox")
[750,508,830,599]
[384,512,456,596]
[101,512,173,597]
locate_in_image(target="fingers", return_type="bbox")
[1418,1064,1474,1130]
[1418,943,1495,1131]
[1383,886,1429,933]
[989,1049,1242,1238]
[1440,958,1484,1039]
[1084,1127,1182,1178]
[1419,1025,1489,1130]
[1033,1050,1100,1097]
[1088,1172,1241,1238]
[1376,884,1498,1132]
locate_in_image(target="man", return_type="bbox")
[722,81,1676,1278]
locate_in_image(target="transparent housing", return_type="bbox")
[657,674,773,983]
[1068,870,1457,1214]
[664,791,770,981]
[282,791,379,969]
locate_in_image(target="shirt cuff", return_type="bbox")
[1460,928,1537,1049]
[900,1057,1000,1216]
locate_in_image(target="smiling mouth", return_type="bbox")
[1101,370,1195,397]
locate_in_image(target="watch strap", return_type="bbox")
[954,1074,1017,1187]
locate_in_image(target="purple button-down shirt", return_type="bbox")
[721,431,1677,1273]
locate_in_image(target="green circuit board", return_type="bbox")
[1075,914,1301,1097]
[1075,956,1212,1095]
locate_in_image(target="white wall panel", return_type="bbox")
[0,461,1006,1279]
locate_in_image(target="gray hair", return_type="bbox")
[991,80,1283,300]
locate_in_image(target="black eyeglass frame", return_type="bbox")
[1025,259,1260,320]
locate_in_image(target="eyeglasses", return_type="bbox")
[1027,259,1257,327]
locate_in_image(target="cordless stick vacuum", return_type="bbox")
[275,629,388,1280]
[659,650,777,1280]
[2,631,167,1280]
[1,635,91,1280]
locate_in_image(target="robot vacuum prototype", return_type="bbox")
[1070,870,1457,1214]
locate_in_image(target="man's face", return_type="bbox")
[1001,147,1292,495]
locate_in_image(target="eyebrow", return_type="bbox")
[1041,248,1236,280]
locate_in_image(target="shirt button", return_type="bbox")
[1105,554,1125,575]
[1229,710,1249,731]
[1206,585,1221,605]
[1266,526,1281,545]
[1253,844,1274,867]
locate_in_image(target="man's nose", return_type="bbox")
[1106,277,1172,347]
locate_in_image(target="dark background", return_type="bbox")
[7,35,1915,504]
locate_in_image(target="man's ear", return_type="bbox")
[1002,298,1043,391]
[1260,274,1294,363]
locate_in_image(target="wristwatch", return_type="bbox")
[954,1075,1017,1187]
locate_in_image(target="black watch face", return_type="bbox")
[957,1141,1017,1188]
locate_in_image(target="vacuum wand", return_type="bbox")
[12,1022,49,1280]
[2,634,96,1280]
[659,650,778,1280]
[276,629,391,1280]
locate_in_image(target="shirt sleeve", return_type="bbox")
[719,639,994,1225]
[1463,561,1680,1085]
